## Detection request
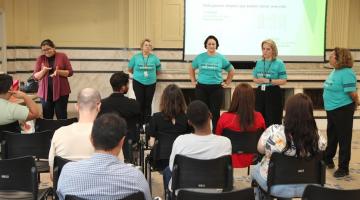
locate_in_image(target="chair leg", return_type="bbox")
[248,166,250,175]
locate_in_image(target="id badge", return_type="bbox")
[144,71,148,77]
[261,84,266,91]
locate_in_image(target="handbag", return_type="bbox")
[20,75,39,93]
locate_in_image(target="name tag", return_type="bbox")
[144,71,148,77]
[261,84,266,91]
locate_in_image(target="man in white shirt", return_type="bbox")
[48,88,101,179]
[164,100,232,193]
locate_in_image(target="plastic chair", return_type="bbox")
[65,191,145,200]
[53,156,72,200]
[171,155,233,199]
[302,185,360,200]
[252,152,326,199]
[222,128,264,174]
[0,156,51,200]
[35,117,78,132]
[177,188,255,200]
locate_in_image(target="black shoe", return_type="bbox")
[333,169,349,178]
[326,163,335,169]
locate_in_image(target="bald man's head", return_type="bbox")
[77,88,101,111]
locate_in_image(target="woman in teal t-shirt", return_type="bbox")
[128,38,161,124]
[252,39,287,127]
[189,35,235,132]
[323,47,359,178]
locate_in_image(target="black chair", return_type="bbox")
[253,152,326,199]
[171,155,233,199]
[144,132,185,193]
[53,156,72,200]
[302,185,360,200]
[1,130,53,181]
[222,128,264,174]
[0,156,51,200]
[65,191,145,200]
[35,117,78,132]
[177,188,255,200]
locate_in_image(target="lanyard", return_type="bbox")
[142,54,150,68]
[263,60,273,76]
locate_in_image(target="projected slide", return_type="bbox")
[184,0,327,62]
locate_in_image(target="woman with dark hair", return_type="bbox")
[149,84,192,170]
[128,38,161,124]
[33,39,73,119]
[253,39,287,127]
[216,83,266,168]
[251,93,327,199]
[189,35,235,132]
[323,47,359,177]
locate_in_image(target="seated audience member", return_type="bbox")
[48,88,101,179]
[149,84,192,170]
[163,100,232,193]
[251,93,327,199]
[0,74,40,132]
[57,113,151,200]
[216,83,266,168]
[97,71,141,162]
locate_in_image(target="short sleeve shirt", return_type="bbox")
[252,58,287,86]
[128,53,161,85]
[0,99,29,125]
[323,68,357,111]
[192,52,234,84]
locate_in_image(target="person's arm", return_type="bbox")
[128,68,133,74]
[269,78,287,86]
[9,90,40,120]
[50,55,74,78]
[33,62,51,81]
[222,68,234,87]
[349,91,360,108]
[189,65,197,86]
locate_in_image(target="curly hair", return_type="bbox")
[333,47,353,69]
[283,93,319,158]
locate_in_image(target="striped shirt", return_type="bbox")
[57,153,151,200]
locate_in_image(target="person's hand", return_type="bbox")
[191,80,197,87]
[8,90,27,99]
[221,81,230,88]
[41,63,51,72]
[50,66,59,77]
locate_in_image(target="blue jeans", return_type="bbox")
[163,166,172,199]
[251,163,307,200]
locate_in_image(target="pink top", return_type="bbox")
[33,52,73,101]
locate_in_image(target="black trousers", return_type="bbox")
[40,95,69,119]
[255,85,283,127]
[195,83,223,132]
[325,102,355,170]
[133,79,156,124]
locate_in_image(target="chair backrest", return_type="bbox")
[302,185,360,200]
[171,155,233,192]
[65,191,145,200]
[0,121,21,136]
[222,128,264,154]
[267,152,326,191]
[0,156,38,199]
[35,118,78,132]
[2,130,53,159]
[156,132,184,160]
[53,156,71,199]
[177,188,255,200]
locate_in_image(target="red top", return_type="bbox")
[34,52,73,101]
[216,111,266,168]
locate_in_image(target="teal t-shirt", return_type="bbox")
[252,58,287,86]
[323,68,357,111]
[192,52,234,84]
[128,52,161,85]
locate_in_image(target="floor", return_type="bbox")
[41,130,360,199]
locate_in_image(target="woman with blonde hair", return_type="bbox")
[323,47,359,177]
[252,39,287,127]
[128,38,161,124]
